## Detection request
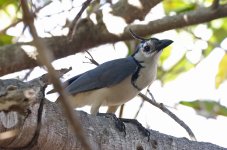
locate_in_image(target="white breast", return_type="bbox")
[71,76,138,107]
[134,62,157,90]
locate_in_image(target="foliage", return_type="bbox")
[180,100,227,118]
[0,0,20,45]
[0,34,13,46]
[216,53,227,88]
[163,0,197,15]
[160,0,227,116]
[158,53,195,84]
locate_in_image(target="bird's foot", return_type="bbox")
[97,113,150,141]
[119,118,150,141]
[97,113,126,135]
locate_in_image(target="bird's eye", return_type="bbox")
[144,45,150,52]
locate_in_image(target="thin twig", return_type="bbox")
[0,0,23,34]
[20,1,91,150]
[134,87,152,119]
[84,50,99,66]
[0,1,51,35]
[119,104,124,118]
[21,68,34,81]
[134,100,145,119]
[138,92,196,141]
[0,19,22,34]
[34,1,52,13]
[68,0,93,39]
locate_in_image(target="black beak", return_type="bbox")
[156,39,173,51]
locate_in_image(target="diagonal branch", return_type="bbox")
[0,19,22,34]
[138,92,196,141]
[20,1,91,150]
[68,0,93,39]
[1,4,227,76]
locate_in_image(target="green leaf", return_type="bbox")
[202,44,213,57]
[209,18,227,45]
[180,100,227,118]
[174,4,196,14]
[210,28,227,45]
[0,34,13,46]
[0,1,18,11]
[158,54,194,83]
[163,0,196,15]
[215,53,227,88]
[203,19,227,57]
[159,46,172,65]
[0,0,10,7]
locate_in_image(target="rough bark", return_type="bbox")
[111,0,161,23]
[1,4,227,76]
[0,79,226,150]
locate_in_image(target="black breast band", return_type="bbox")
[131,57,144,91]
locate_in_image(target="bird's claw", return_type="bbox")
[119,118,150,141]
[97,113,126,135]
[97,113,150,141]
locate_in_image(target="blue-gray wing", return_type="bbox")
[64,74,83,86]
[65,56,138,95]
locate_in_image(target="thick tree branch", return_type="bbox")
[0,79,226,150]
[1,4,227,76]
[211,0,220,9]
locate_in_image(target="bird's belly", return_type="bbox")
[103,76,139,106]
[71,76,139,107]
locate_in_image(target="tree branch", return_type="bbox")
[0,19,22,35]
[211,0,220,9]
[68,0,93,39]
[138,92,196,141]
[110,0,162,23]
[20,0,91,149]
[0,78,225,149]
[1,4,227,76]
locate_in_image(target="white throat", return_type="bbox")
[132,50,162,90]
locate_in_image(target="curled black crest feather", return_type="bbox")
[129,28,150,41]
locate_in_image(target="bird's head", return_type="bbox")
[130,29,173,62]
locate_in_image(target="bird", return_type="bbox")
[51,29,173,115]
